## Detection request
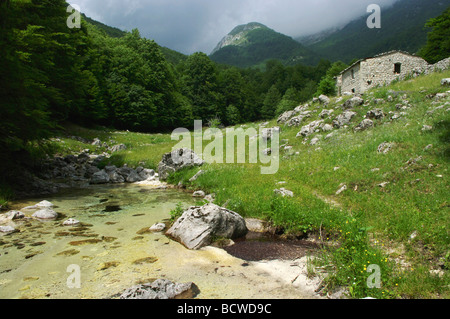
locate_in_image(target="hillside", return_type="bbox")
[81,14,187,65]
[305,0,449,63]
[82,13,126,38]
[296,26,343,47]
[26,68,450,299]
[210,22,320,68]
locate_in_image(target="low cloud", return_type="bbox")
[70,0,399,54]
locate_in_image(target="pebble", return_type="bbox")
[192,190,206,198]
[63,218,80,226]
[149,223,166,232]
[335,184,347,195]
[0,226,16,233]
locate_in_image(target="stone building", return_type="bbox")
[336,51,429,95]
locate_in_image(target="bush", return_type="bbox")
[316,76,337,96]
[169,202,186,222]
[207,116,223,129]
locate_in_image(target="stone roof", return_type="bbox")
[337,50,424,76]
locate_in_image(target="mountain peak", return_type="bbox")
[210,22,319,68]
[211,22,269,55]
[228,22,268,36]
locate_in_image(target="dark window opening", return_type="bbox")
[367,80,372,85]
[352,88,355,93]
[394,63,402,74]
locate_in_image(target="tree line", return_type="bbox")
[0,0,329,158]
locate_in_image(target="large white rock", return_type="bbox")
[319,109,334,119]
[192,190,206,198]
[120,279,199,299]
[32,208,58,220]
[149,223,166,232]
[36,200,54,208]
[277,110,295,124]
[367,109,385,120]
[274,188,294,197]
[158,148,204,181]
[0,225,16,234]
[109,144,127,153]
[90,169,110,184]
[441,78,450,86]
[288,115,309,127]
[333,111,357,129]
[322,124,333,132]
[125,170,141,183]
[377,142,395,154]
[139,168,156,181]
[5,211,25,220]
[343,97,364,109]
[354,119,374,132]
[318,94,331,105]
[297,120,324,137]
[166,203,248,250]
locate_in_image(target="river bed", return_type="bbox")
[0,184,321,299]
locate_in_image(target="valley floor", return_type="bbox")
[2,70,450,299]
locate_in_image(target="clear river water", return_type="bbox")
[0,184,318,299]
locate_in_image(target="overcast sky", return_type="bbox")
[69,0,400,55]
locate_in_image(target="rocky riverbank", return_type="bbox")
[7,148,166,201]
[0,145,330,299]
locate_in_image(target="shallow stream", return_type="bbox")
[0,184,319,299]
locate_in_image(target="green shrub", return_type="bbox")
[169,202,186,222]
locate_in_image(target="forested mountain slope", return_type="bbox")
[306,0,449,63]
[210,22,320,68]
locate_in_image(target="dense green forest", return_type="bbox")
[0,0,332,175]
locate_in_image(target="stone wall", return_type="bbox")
[337,51,430,95]
[339,63,361,94]
[425,57,450,74]
[359,52,428,93]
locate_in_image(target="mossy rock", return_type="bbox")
[132,257,158,265]
[102,236,117,242]
[69,238,102,246]
[56,249,80,257]
[136,227,152,235]
[30,241,46,247]
[97,261,120,271]
[25,251,42,259]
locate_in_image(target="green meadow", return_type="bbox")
[4,70,449,298]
